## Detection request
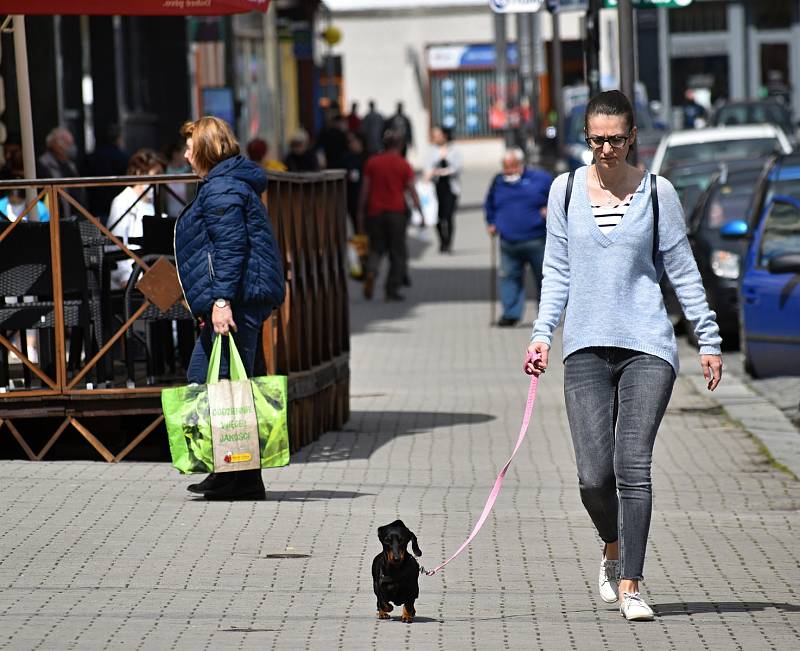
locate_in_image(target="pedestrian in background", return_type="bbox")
[526,90,723,621]
[85,124,129,223]
[484,148,552,327]
[176,116,285,501]
[361,100,385,157]
[384,102,413,157]
[358,130,422,302]
[347,101,362,133]
[343,131,366,234]
[107,148,166,289]
[246,137,287,172]
[283,129,319,172]
[425,125,462,253]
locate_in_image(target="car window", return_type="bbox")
[715,104,792,132]
[767,178,800,201]
[662,138,780,168]
[758,200,800,267]
[701,183,756,234]
[666,170,716,215]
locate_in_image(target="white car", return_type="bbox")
[650,124,793,175]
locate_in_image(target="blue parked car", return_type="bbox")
[722,154,800,377]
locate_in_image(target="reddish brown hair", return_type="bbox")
[180,116,240,175]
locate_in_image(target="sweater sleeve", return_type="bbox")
[530,173,571,346]
[657,176,722,355]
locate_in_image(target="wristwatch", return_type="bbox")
[214,298,230,309]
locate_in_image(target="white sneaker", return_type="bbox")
[598,555,620,603]
[619,592,655,621]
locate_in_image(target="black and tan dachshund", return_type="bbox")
[372,520,422,623]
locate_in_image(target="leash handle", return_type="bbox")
[423,353,540,577]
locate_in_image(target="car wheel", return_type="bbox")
[742,343,760,379]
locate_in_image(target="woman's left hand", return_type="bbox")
[211,303,237,336]
[700,354,723,391]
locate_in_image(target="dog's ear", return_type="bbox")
[409,531,422,557]
[377,524,389,543]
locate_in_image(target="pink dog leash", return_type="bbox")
[420,352,540,576]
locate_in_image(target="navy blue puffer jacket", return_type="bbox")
[174,156,285,316]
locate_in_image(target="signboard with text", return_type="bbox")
[490,0,545,14]
[604,0,693,7]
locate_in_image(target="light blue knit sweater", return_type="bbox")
[531,166,722,372]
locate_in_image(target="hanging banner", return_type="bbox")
[4,0,270,15]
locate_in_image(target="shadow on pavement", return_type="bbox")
[654,601,800,616]
[264,489,374,501]
[296,410,496,463]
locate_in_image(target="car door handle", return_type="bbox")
[741,287,759,304]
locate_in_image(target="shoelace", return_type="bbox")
[623,592,647,607]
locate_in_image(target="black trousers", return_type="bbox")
[365,211,407,294]
[436,187,458,252]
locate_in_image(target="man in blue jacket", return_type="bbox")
[485,149,553,327]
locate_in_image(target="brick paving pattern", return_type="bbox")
[1,170,798,649]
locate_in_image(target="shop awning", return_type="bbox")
[7,1,270,15]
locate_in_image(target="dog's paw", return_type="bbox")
[401,607,414,623]
[377,610,391,620]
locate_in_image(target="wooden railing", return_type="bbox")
[0,170,349,460]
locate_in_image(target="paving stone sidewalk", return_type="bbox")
[1,168,798,650]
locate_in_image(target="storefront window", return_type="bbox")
[752,4,794,30]
[669,1,727,33]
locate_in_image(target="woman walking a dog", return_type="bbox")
[525,90,723,621]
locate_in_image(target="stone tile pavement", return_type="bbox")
[0,167,799,650]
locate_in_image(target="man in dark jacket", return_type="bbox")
[383,102,413,157]
[484,148,553,327]
[361,100,385,157]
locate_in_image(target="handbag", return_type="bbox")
[162,335,290,474]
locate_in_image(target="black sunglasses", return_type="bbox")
[585,132,632,149]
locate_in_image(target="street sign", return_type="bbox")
[604,0,693,7]
[490,0,545,14]
[546,0,588,12]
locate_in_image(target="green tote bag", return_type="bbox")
[162,335,290,474]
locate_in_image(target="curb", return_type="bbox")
[679,342,800,481]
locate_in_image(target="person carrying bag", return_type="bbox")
[163,335,289,482]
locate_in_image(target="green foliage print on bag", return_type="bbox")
[251,375,289,467]
[163,335,290,474]
[182,385,213,470]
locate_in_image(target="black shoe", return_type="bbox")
[203,469,266,501]
[187,472,233,494]
[385,292,406,302]
[402,274,412,287]
[496,317,519,327]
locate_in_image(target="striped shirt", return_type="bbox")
[591,198,632,234]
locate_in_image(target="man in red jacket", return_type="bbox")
[358,130,422,301]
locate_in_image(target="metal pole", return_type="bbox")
[551,10,565,161]
[528,10,543,164]
[494,12,512,146]
[617,0,636,165]
[12,15,39,221]
[517,13,532,157]
[585,0,601,97]
[657,6,672,127]
[618,0,635,102]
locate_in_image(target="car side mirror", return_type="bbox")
[767,253,800,274]
[720,219,748,238]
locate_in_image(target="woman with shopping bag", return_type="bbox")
[174,116,285,500]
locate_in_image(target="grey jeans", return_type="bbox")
[564,347,675,580]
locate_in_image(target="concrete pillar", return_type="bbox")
[727,2,747,101]
[657,7,671,124]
